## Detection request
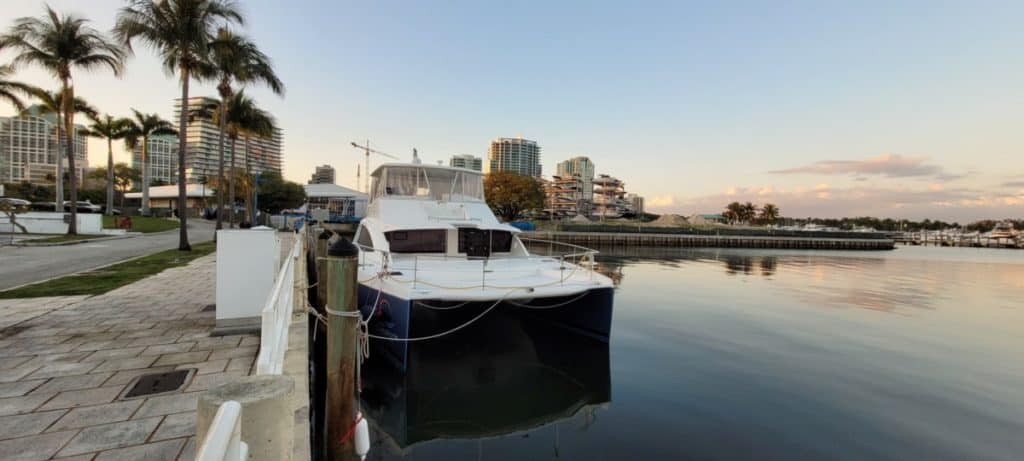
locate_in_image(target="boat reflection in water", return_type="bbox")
[359,308,611,455]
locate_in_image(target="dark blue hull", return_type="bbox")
[357,285,614,372]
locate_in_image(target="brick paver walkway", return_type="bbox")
[0,254,258,460]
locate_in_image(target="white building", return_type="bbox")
[627,193,645,214]
[556,156,595,200]
[131,134,179,184]
[173,96,283,182]
[485,137,541,177]
[0,109,88,185]
[449,154,482,171]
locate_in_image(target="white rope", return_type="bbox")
[413,300,472,310]
[504,291,590,310]
[366,289,522,342]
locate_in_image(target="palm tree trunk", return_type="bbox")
[106,137,114,216]
[177,66,191,251]
[141,135,150,216]
[229,137,236,228]
[216,99,226,232]
[64,84,78,235]
[244,135,251,225]
[54,117,63,212]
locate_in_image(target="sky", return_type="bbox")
[2,0,1022,222]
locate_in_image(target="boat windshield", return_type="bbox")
[371,166,484,202]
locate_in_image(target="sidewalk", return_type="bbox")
[0,253,257,460]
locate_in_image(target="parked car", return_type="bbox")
[0,197,31,210]
[63,200,102,213]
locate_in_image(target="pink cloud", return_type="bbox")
[771,153,964,181]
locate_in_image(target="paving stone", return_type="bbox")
[0,409,66,440]
[0,362,42,383]
[134,392,198,418]
[51,454,95,461]
[84,347,146,362]
[0,379,46,398]
[25,362,101,380]
[208,346,257,360]
[102,366,176,386]
[31,372,113,395]
[94,437,186,461]
[38,385,124,411]
[0,429,78,460]
[179,436,196,461]
[174,359,227,375]
[190,336,242,351]
[153,351,211,367]
[117,328,167,339]
[0,392,53,416]
[57,417,162,457]
[91,356,158,373]
[225,357,253,373]
[0,356,32,370]
[141,343,195,356]
[127,335,183,347]
[49,400,143,431]
[183,371,244,393]
[152,412,195,441]
[239,336,260,347]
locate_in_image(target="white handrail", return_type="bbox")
[196,401,249,461]
[255,236,303,375]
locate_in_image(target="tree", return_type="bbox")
[723,202,743,224]
[123,109,176,215]
[207,27,284,231]
[235,96,276,224]
[115,0,244,250]
[0,63,37,111]
[1,6,126,234]
[253,171,304,214]
[85,114,130,215]
[90,163,140,209]
[759,203,780,225]
[484,171,544,221]
[22,88,97,212]
[741,202,757,224]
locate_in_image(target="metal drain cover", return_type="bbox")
[124,369,192,398]
[202,304,216,312]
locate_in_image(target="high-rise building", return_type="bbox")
[542,174,591,218]
[556,156,595,200]
[0,108,88,185]
[132,134,179,185]
[485,137,541,177]
[627,193,645,214]
[449,154,482,171]
[173,97,283,182]
[309,164,336,184]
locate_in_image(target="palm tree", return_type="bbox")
[0,64,37,111]
[189,96,240,226]
[236,100,276,225]
[115,0,243,250]
[724,202,743,225]
[759,203,780,225]
[123,110,176,216]
[1,6,125,234]
[207,27,284,231]
[23,89,98,212]
[86,114,131,215]
[741,202,757,224]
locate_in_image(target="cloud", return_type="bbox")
[663,184,1024,222]
[1002,180,1024,188]
[770,154,963,181]
[647,194,677,209]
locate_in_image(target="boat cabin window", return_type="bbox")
[458,229,513,258]
[356,228,374,249]
[385,229,447,253]
[371,166,484,202]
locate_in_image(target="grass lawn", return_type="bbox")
[27,234,106,244]
[0,241,216,299]
[102,215,180,233]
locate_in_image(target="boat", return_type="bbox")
[354,161,616,370]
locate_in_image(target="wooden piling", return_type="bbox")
[324,238,360,461]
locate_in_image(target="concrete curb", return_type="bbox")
[14,232,142,247]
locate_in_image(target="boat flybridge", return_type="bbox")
[354,162,615,370]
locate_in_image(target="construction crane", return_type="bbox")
[350,140,399,193]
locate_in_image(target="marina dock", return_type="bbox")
[522,230,896,250]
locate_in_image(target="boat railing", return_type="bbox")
[353,238,599,289]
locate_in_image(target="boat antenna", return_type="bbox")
[412,148,421,164]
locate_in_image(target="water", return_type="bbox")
[357,246,1024,460]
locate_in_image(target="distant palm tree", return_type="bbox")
[115,0,243,250]
[189,96,240,226]
[123,110,176,216]
[741,202,757,224]
[207,27,284,231]
[724,202,743,224]
[235,99,276,224]
[1,6,125,234]
[0,64,37,111]
[759,203,780,225]
[86,114,131,215]
[23,89,98,211]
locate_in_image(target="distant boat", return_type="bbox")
[988,221,1019,239]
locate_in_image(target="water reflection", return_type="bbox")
[360,309,610,455]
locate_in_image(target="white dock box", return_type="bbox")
[215,228,281,334]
